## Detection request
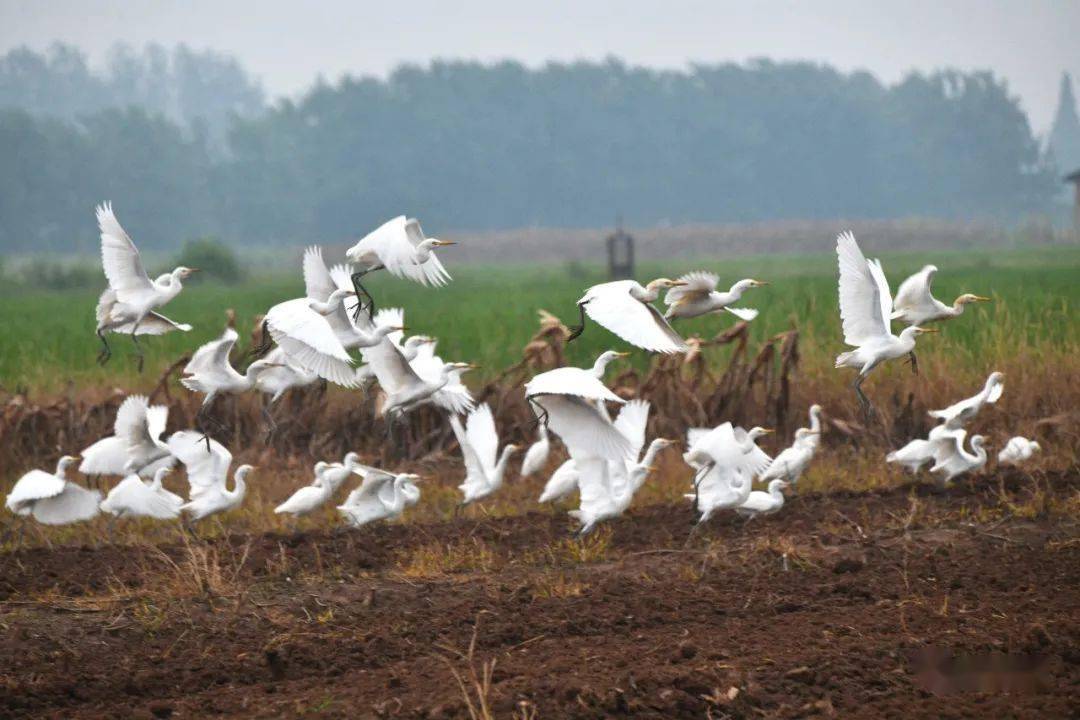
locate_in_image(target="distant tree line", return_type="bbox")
[0,48,1060,254]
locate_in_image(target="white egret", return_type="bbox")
[253,347,319,403]
[406,341,476,415]
[891,265,991,326]
[929,431,988,485]
[520,426,551,478]
[344,216,455,317]
[319,452,363,492]
[451,404,522,505]
[834,231,937,412]
[736,479,790,520]
[263,288,359,387]
[664,273,768,321]
[99,467,183,520]
[361,332,476,416]
[683,423,773,524]
[6,456,102,525]
[275,464,334,517]
[538,459,580,504]
[337,465,423,528]
[928,372,1004,429]
[79,395,175,478]
[303,246,405,349]
[352,307,433,385]
[805,404,824,450]
[886,438,937,473]
[998,436,1041,466]
[524,352,633,463]
[167,430,254,522]
[569,278,689,353]
[94,202,196,370]
[759,428,819,485]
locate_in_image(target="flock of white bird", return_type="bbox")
[6,206,1043,540]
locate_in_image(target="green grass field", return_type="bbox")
[2,245,1078,392]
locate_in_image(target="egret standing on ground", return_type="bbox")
[452,404,521,506]
[736,479,790,520]
[344,216,455,318]
[6,456,101,526]
[167,431,255,523]
[94,203,196,370]
[998,436,1041,466]
[664,273,768,321]
[569,279,689,353]
[834,232,937,413]
[316,452,363,493]
[929,431,988,485]
[275,463,334,518]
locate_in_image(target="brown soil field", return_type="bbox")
[2,469,1077,719]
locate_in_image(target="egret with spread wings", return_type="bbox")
[94,203,197,370]
[79,395,175,479]
[100,467,184,521]
[891,264,990,327]
[167,431,255,523]
[569,279,689,353]
[451,404,521,506]
[834,232,937,413]
[6,456,101,526]
[337,465,422,528]
[664,273,768,322]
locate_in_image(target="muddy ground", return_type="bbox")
[1,471,1078,719]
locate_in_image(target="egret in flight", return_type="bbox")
[99,467,184,520]
[834,232,937,413]
[337,465,423,528]
[79,395,175,479]
[362,332,476,417]
[252,347,320,403]
[6,456,101,525]
[998,436,1040,466]
[303,246,405,349]
[344,216,455,318]
[275,464,334,518]
[353,308,434,386]
[94,203,196,370]
[928,372,1004,429]
[929,431,988,485]
[891,265,991,328]
[569,279,689,353]
[452,404,521,506]
[524,352,633,463]
[664,273,768,322]
[264,288,359,388]
[167,431,255,523]
[319,452,364,493]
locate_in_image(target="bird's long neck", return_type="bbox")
[727,280,750,299]
[808,410,821,434]
[632,282,662,303]
[591,356,613,378]
[155,273,183,299]
[898,326,920,347]
[55,462,70,481]
[415,239,437,262]
[492,447,516,485]
[229,473,247,501]
[389,478,408,511]
[639,440,666,469]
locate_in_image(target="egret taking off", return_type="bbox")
[337,465,423,528]
[998,436,1040,466]
[929,431,988,485]
[263,288,359,388]
[167,431,255,523]
[303,246,405,349]
[891,265,991,328]
[569,279,689,353]
[452,404,522,506]
[928,372,1004,429]
[361,332,477,417]
[99,467,184,520]
[683,423,773,525]
[664,273,768,321]
[834,232,937,413]
[524,352,633,463]
[94,202,196,370]
[79,395,175,479]
[344,216,455,318]
[6,456,102,526]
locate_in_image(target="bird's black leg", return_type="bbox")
[854,375,874,421]
[350,268,379,323]
[261,401,278,444]
[96,329,112,366]
[130,322,144,373]
[245,320,272,361]
[906,351,919,376]
[567,301,589,343]
[527,397,549,431]
[196,403,227,451]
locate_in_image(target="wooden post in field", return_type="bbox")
[1067,169,1080,239]
[606,216,635,280]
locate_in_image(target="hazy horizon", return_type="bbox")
[2,0,1077,134]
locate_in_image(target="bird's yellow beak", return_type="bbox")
[760,428,775,434]
[188,268,201,273]
[669,280,689,287]
[973,295,992,302]
[435,240,457,246]
[920,328,940,334]
[753,279,769,286]
[393,325,408,332]
[467,363,482,369]
[614,351,632,358]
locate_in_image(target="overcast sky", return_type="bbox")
[2,0,1077,133]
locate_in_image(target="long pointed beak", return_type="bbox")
[760,428,775,434]
[188,268,201,273]
[973,295,992,302]
[614,351,632,358]
[920,328,940,334]
[669,280,689,287]
[753,279,770,286]
[436,240,457,246]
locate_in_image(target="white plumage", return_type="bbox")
[79,395,175,478]
[6,456,101,525]
[362,333,475,416]
[929,430,988,484]
[253,347,319,403]
[997,436,1041,466]
[303,247,403,349]
[182,326,272,404]
[167,430,254,521]
[264,291,358,387]
[577,279,688,353]
[275,463,334,517]
[892,265,990,326]
[928,372,1005,429]
[345,216,454,287]
[538,459,580,504]
[759,428,818,485]
[452,404,521,505]
[337,464,422,528]
[99,467,183,520]
[519,425,551,478]
[664,273,767,321]
[736,479,790,519]
[683,423,773,524]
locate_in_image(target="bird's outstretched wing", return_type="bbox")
[114,395,157,451]
[575,457,614,519]
[167,430,232,499]
[450,414,489,490]
[98,203,154,303]
[524,367,624,405]
[613,399,651,462]
[403,219,452,286]
[582,282,687,353]
[303,247,357,341]
[724,307,759,322]
[6,470,66,513]
[836,231,892,347]
[31,484,101,525]
[362,335,423,395]
[184,327,239,377]
[372,307,406,347]
[464,404,499,475]
[892,265,938,320]
[266,299,356,387]
[664,271,718,305]
[531,394,633,463]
